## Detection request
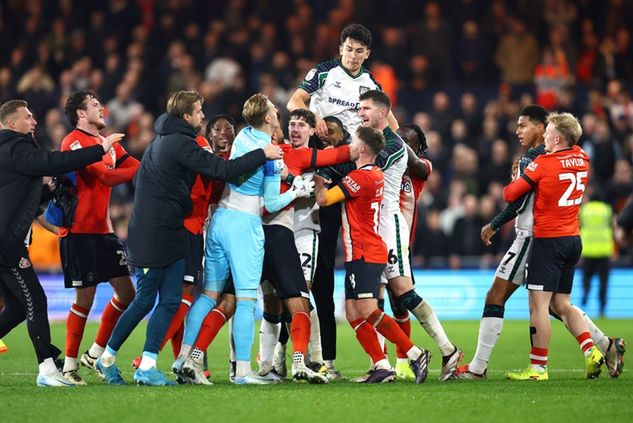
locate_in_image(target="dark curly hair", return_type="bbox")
[65,90,96,127]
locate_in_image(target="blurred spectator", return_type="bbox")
[457,21,490,83]
[582,117,621,185]
[412,1,453,83]
[494,17,539,87]
[449,194,486,268]
[533,47,570,110]
[106,82,143,131]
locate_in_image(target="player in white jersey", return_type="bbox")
[359,90,462,381]
[451,105,626,380]
[287,23,398,139]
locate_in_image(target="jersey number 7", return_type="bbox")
[558,171,587,207]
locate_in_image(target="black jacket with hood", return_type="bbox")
[127,113,267,268]
[0,129,105,266]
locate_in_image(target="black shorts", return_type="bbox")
[60,233,130,289]
[184,231,203,286]
[262,225,309,300]
[223,274,236,296]
[525,236,582,294]
[344,259,385,300]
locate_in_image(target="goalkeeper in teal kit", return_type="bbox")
[173,94,314,384]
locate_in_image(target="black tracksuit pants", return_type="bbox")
[0,248,57,364]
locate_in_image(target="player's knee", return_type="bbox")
[218,296,236,317]
[235,288,258,300]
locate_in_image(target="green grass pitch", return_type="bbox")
[1,319,632,422]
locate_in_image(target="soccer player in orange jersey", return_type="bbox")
[315,126,431,384]
[503,112,605,380]
[59,91,139,385]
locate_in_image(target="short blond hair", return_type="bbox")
[242,93,271,127]
[547,112,582,146]
[167,90,203,119]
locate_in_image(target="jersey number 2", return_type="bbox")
[558,171,587,207]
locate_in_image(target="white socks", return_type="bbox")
[469,317,503,375]
[259,319,281,364]
[309,308,323,363]
[39,358,58,376]
[411,300,454,355]
[574,305,609,353]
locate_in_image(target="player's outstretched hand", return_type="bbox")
[480,223,497,246]
[101,133,125,152]
[264,144,283,160]
[291,175,315,198]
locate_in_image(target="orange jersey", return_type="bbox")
[504,146,590,238]
[284,144,350,176]
[59,129,139,236]
[400,158,431,245]
[184,136,214,235]
[339,164,387,263]
[263,143,351,215]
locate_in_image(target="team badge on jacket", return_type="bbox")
[18,257,31,269]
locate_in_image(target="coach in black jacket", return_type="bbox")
[0,99,121,386]
[97,91,283,385]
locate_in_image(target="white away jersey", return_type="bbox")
[299,59,382,134]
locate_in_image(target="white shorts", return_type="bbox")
[294,228,319,283]
[495,232,532,286]
[379,211,411,281]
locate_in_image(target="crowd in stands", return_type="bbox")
[2,0,632,268]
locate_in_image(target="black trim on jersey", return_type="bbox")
[490,144,545,230]
[338,182,352,200]
[522,174,536,187]
[115,153,130,167]
[309,148,318,170]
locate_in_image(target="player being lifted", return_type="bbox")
[359,90,462,381]
[315,126,431,383]
[504,112,605,380]
[452,105,625,380]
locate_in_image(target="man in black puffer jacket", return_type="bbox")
[0,99,123,387]
[96,90,283,386]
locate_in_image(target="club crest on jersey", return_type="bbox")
[305,68,317,81]
[359,86,371,95]
[70,140,82,150]
[527,161,538,172]
[18,257,31,268]
[401,180,412,193]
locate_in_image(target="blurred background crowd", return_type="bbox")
[2,0,632,269]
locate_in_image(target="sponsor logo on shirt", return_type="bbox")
[343,176,360,193]
[327,97,360,109]
[333,81,342,88]
[359,86,371,95]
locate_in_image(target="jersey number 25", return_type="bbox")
[558,171,587,207]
